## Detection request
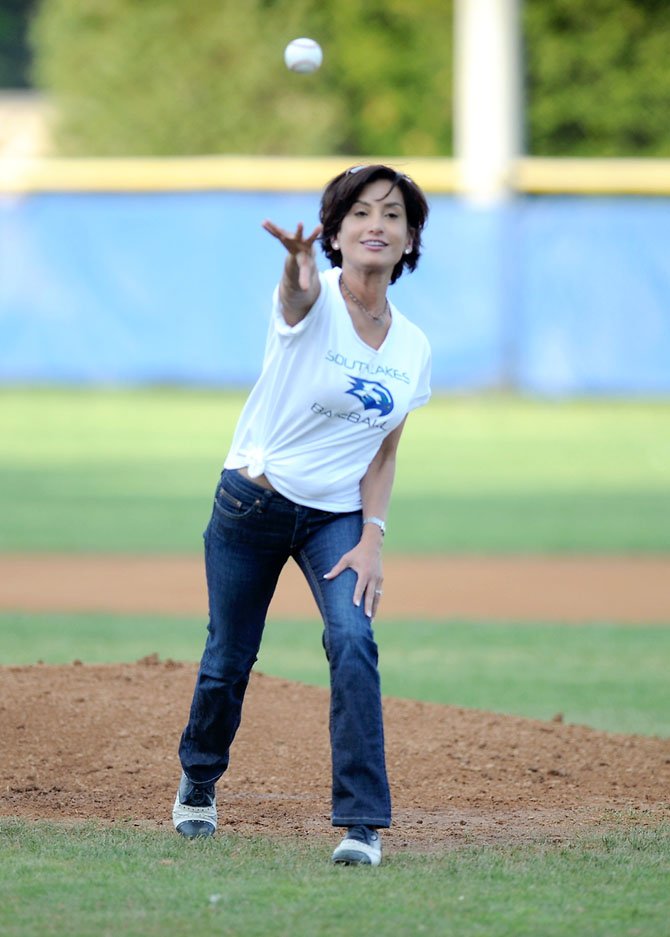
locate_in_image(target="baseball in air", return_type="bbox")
[284,37,323,74]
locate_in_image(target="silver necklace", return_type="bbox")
[340,275,389,323]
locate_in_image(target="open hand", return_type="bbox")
[323,543,384,620]
[262,220,323,291]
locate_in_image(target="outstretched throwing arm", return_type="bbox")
[262,220,323,326]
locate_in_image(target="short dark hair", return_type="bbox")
[319,164,429,284]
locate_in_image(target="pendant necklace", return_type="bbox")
[340,274,389,323]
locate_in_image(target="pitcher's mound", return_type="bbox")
[1,659,668,851]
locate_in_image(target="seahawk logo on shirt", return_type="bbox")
[346,378,394,417]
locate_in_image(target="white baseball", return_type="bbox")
[284,37,323,74]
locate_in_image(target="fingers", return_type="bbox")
[323,559,383,619]
[364,580,384,619]
[355,577,384,617]
[262,220,322,256]
[323,557,348,581]
[305,223,323,246]
[261,219,286,241]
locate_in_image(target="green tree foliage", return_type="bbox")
[0,0,38,87]
[30,0,452,156]
[30,0,338,155]
[524,0,670,156]
[29,0,670,157]
[30,0,452,157]
[320,0,453,156]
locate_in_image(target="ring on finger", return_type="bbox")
[374,589,383,596]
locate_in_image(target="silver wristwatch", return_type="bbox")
[363,516,386,536]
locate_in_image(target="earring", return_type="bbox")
[332,241,339,250]
[404,247,412,255]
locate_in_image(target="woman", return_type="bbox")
[173,164,431,866]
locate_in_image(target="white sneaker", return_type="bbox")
[332,826,382,866]
[172,772,217,838]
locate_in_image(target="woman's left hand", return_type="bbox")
[323,542,384,620]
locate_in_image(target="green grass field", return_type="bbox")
[1,388,669,552]
[1,389,668,936]
[1,822,668,937]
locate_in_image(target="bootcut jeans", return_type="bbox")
[178,468,392,829]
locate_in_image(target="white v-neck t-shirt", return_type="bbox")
[224,266,432,511]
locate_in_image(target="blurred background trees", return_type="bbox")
[1,0,668,157]
[524,0,670,156]
[0,0,37,88]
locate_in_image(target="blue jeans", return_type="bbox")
[178,469,392,829]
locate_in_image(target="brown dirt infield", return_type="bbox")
[1,553,669,853]
[2,553,670,622]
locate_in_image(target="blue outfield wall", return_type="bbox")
[1,191,669,393]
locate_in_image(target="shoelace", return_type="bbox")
[346,825,377,845]
[185,784,214,807]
